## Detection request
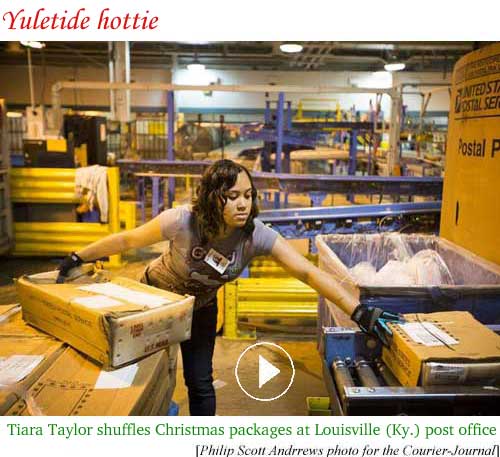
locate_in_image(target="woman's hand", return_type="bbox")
[56,252,84,283]
[351,305,404,347]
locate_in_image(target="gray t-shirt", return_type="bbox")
[142,205,279,309]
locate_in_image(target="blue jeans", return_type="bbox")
[180,302,218,416]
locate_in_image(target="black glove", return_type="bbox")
[56,252,84,284]
[351,304,403,347]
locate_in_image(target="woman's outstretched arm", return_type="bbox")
[270,235,360,316]
[270,235,403,346]
[76,215,164,261]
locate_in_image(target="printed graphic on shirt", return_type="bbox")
[190,246,207,261]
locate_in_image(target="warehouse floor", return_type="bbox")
[0,243,328,416]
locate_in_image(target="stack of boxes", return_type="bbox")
[0,269,194,416]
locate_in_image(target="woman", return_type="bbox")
[57,159,399,415]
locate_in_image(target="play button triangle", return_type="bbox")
[258,355,280,388]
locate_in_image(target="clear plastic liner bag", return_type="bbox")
[406,249,455,286]
[349,261,377,286]
[374,260,417,286]
[325,233,458,287]
[386,234,415,262]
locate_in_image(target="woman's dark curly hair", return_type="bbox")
[192,159,259,243]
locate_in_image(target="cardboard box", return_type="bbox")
[17,273,194,368]
[0,304,48,337]
[154,343,179,416]
[141,349,172,416]
[383,311,500,387]
[0,304,21,322]
[0,336,65,415]
[6,347,169,416]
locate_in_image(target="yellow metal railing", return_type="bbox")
[249,255,317,278]
[119,201,137,231]
[223,277,318,340]
[11,167,121,267]
[10,168,78,203]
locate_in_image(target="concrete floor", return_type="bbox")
[0,245,328,416]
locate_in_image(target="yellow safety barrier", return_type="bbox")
[11,167,122,267]
[119,201,137,231]
[249,255,317,278]
[216,287,225,334]
[10,168,78,203]
[223,278,318,340]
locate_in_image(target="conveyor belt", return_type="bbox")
[259,201,441,223]
[117,160,443,198]
[322,328,500,415]
[251,172,442,196]
[259,201,441,239]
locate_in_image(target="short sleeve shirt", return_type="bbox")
[143,205,279,309]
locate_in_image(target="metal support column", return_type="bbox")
[274,92,285,209]
[167,90,175,207]
[111,41,131,122]
[348,129,358,203]
[348,129,358,175]
[219,114,225,160]
[261,100,272,173]
[26,48,35,111]
[136,177,146,224]
[107,42,115,120]
[284,100,292,177]
[387,88,402,175]
[264,100,271,124]
[286,101,292,130]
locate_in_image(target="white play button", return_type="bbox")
[235,342,295,402]
[258,355,280,388]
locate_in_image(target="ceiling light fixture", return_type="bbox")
[384,62,405,72]
[187,62,206,71]
[280,43,303,53]
[187,52,206,71]
[20,41,46,49]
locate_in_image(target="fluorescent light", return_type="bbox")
[20,41,46,49]
[280,43,303,53]
[187,62,206,71]
[355,71,393,89]
[384,62,405,72]
[7,112,23,118]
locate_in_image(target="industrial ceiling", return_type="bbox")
[0,41,488,73]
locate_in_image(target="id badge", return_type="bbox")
[204,248,230,274]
